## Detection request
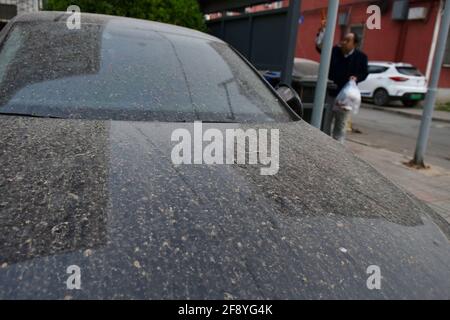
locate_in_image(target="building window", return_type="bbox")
[350,24,365,50]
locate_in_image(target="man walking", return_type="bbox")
[316,30,369,142]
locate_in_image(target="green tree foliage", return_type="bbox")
[44,0,206,31]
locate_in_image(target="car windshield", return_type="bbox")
[0,19,293,123]
[396,66,423,77]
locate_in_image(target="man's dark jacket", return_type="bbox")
[326,46,369,97]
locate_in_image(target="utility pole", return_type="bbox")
[311,0,339,128]
[413,0,450,167]
[426,0,444,82]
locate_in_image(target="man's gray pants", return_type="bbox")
[331,109,350,143]
[323,97,350,143]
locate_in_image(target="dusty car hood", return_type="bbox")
[0,117,449,299]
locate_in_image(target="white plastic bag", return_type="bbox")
[334,80,361,114]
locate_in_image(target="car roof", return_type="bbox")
[369,61,415,67]
[10,11,223,43]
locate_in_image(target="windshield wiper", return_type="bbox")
[0,112,63,119]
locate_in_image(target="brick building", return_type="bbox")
[207,0,450,101]
[295,0,450,101]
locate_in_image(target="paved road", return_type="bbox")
[349,104,450,170]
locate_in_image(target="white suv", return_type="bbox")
[358,61,427,107]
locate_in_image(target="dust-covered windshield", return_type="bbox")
[0,20,293,123]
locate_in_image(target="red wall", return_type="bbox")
[295,0,450,87]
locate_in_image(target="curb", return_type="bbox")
[361,104,450,124]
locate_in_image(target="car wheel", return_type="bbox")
[402,100,419,108]
[373,89,389,106]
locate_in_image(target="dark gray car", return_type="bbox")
[0,12,449,300]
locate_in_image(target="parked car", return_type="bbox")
[0,12,449,299]
[358,61,428,107]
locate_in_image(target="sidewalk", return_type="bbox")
[347,140,450,223]
[361,104,450,123]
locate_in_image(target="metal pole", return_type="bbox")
[311,0,339,128]
[413,0,450,166]
[426,0,443,81]
[280,0,301,85]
